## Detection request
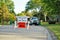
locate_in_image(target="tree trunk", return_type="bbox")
[44,15,47,22]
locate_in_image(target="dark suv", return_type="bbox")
[30,17,39,25]
[48,15,57,24]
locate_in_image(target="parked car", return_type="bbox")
[30,17,39,25]
[48,15,57,24]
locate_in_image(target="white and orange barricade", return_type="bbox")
[14,16,30,29]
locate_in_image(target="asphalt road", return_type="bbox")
[0,25,53,40]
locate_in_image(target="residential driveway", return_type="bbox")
[0,25,53,40]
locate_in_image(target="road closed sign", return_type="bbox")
[16,16,28,28]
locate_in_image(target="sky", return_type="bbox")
[12,0,29,14]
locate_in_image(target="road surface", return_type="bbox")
[0,25,53,40]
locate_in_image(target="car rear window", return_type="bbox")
[31,17,38,20]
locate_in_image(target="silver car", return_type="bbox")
[30,17,39,25]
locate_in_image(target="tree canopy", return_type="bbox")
[26,0,60,14]
[0,0,14,13]
[26,0,60,21]
[0,0,15,24]
[17,11,33,17]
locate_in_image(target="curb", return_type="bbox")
[45,27,57,40]
[47,29,57,40]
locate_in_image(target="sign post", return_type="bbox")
[27,21,30,29]
[14,21,17,28]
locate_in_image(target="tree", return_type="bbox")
[0,0,15,24]
[6,0,15,13]
[40,0,60,22]
[0,0,14,13]
[26,0,60,22]
[17,11,26,16]
[25,0,41,12]
[9,13,16,22]
[0,3,10,24]
[25,0,41,19]
[17,11,33,17]
[0,8,3,23]
[25,11,33,17]
[0,2,15,24]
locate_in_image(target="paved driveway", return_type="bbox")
[0,25,53,40]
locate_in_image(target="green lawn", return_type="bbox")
[41,22,60,40]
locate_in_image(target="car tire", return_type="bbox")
[48,21,56,24]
